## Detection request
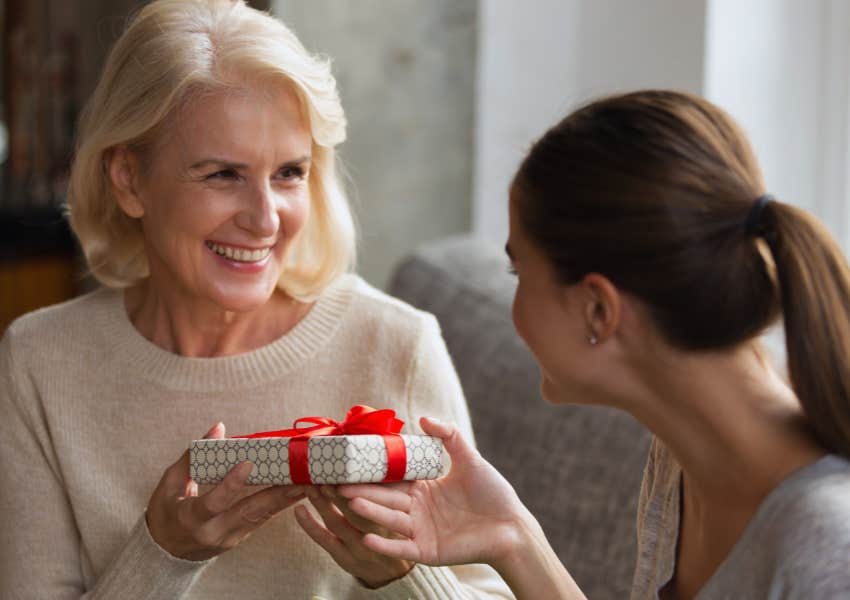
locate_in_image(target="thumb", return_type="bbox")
[185,421,226,476]
[164,422,226,494]
[204,422,226,439]
[419,416,479,465]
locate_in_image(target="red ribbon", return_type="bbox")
[233,405,407,485]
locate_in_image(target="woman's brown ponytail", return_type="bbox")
[763,202,850,456]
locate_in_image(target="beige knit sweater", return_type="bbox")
[0,274,513,600]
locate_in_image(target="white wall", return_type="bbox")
[473,0,708,245]
[472,0,582,244]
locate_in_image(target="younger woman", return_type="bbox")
[336,90,850,599]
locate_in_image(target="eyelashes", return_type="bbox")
[205,169,238,180]
[277,166,306,180]
[204,166,307,182]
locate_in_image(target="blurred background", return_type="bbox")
[1,0,848,332]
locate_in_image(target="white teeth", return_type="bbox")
[205,241,271,263]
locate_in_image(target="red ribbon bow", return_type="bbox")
[233,405,407,485]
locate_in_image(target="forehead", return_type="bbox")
[169,83,311,161]
[507,185,525,241]
[506,184,550,269]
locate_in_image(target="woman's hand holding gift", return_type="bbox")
[146,423,306,561]
[335,416,533,570]
[294,483,415,587]
[331,417,585,598]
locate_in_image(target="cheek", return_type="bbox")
[282,190,311,234]
[511,287,526,340]
[511,282,536,348]
[512,282,571,365]
[144,188,221,236]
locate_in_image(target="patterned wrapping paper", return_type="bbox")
[190,434,445,485]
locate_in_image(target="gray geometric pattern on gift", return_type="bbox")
[403,435,445,480]
[190,438,292,485]
[190,435,444,485]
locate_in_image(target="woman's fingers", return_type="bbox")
[149,425,313,561]
[208,485,305,546]
[192,461,253,521]
[361,532,421,562]
[161,449,193,496]
[320,486,400,536]
[336,482,413,511]
[296,489,417,587]
[419,416,479,465]
[294,504,352,559]
[418,416,452,438]
[305,489,362,546]
[346,496,413,537]
[319,487,382,534]
[183,479,199,498]
[231,485,304,524]
[162,422,227,497]
[204,422,225,439]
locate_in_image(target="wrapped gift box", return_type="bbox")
[190,434,445,485]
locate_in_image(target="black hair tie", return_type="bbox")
[744,194,774,236]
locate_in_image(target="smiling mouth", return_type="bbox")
[205,240,273,263]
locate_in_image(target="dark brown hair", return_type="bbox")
[514,90,850,457]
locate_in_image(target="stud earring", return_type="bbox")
[588,334,598,345]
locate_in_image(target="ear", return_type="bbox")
[106,146,145,219]
[579,273,621,343]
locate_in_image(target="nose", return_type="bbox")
[235,181,280,238]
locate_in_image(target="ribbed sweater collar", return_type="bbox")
[93,275,356,392]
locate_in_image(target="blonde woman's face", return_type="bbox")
[132,84,312,312]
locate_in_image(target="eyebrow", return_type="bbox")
[504,243,515,260]
[188,155,312,170]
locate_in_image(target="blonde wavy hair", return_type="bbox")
[67,0,355,301]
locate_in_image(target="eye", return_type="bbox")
[206,169,238,180]
[277,166,306,180]
[507,265,518,276]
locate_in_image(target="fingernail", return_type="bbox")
[320,485,335,498]
[287,487,303,498]
[426,417,442,424]
[204,422,222,437]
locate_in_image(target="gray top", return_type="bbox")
[631,438,850,600]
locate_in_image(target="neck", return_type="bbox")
[124,278,310,357]
[617,341,825,507]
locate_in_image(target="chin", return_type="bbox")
[207,282,278,313]
[540,377,565,405]
[540,374,591,406]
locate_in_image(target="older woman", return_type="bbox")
[0,1,511,598]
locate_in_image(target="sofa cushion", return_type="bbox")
[389,235,651,599]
